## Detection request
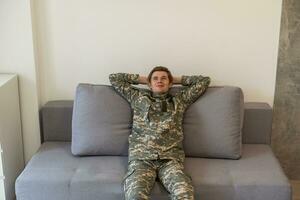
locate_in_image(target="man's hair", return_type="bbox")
[147,66,173,83]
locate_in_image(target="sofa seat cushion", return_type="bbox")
[16,142,291,200]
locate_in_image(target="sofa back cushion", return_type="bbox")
[71,84,132,156]
[183,86,244,159]
[71,84,244,159]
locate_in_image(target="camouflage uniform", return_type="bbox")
[109,73,211,200]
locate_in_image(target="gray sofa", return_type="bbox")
[15,84,292,200]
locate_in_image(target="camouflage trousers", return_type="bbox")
[123,159,194,200]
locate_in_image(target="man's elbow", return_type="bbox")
[196,76,211,88]
[204,76,211,87]
[109,73,118,84]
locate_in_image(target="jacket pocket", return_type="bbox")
[135,103,151,122]
[122,168,136,184]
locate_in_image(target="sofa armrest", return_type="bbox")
[242,102,272,144]
[40,100,73,142]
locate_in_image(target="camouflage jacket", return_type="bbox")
[109,73,211,163]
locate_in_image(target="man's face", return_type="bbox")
[148,71,172,93]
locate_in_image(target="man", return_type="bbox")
[109,66,211,200]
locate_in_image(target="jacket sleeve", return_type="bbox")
[109,73,140,103]
[175,75,211,108]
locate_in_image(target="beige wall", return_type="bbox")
[0,0,40,163]
[0,0,283,162]
[34,0,282,106]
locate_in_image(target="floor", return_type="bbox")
[291,180,300,200]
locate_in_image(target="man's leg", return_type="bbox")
[158,159,194,200]
[123,160,157,200]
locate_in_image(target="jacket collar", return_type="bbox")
[152,91,170,100]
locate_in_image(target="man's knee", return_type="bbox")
[171,182,194,200]
[125,187,150,200]
[123,167,156,200]
[124,177,154,200]
[158,160,195,200]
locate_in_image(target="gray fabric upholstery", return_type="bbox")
[16,142,291,200]
[41,100,73,142]
[242,102,272,144]
[183,86,244,159]
[41,100,272,145]
[16,94,291,200]
[71,84,131,156]
[71,84,243,159]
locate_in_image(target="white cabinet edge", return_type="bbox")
[0,74,18,87]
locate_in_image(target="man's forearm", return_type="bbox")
[138,75,148,85]
[138,75,183,85]
[172,76,182,85]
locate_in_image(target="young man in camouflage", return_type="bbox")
[109,66,211,200]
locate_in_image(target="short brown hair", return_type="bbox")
[147,66,173,83]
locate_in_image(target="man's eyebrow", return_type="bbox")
[152,75,167,78]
